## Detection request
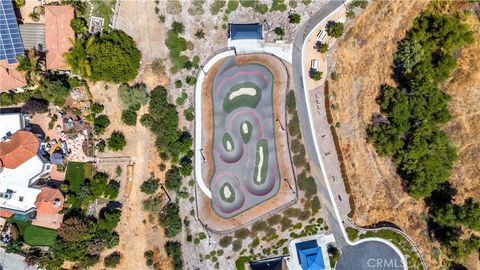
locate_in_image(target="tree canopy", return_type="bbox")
[65,30,141,83]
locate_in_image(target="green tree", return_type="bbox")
[93,115,110,135]
[316,41,329,53]
[121,105,139,126]
[64,36,94,77]
[311,70,323,81]
[274,27,285,39]
[165,241,183,270]
[88,30,141,83]
[165,167,182,190]
[159,203,182,237]
[105,180,120,199]
[326,21,344,38]
[104,252,121,268]
[118,83,149,108]
[107,131,127,152]
[140,178,160,194]
[70,18,88,34]
[289,13,301,24]
[98,208,122,232]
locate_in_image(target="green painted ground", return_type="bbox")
[219,183,236,203]
[223,82,262,113]
[253,139,269,185]
[240,121,253,144]
[222,133,235,152]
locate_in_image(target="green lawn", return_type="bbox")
[11,220,57,246]
[65,161,85,193]
[24,226,57,246]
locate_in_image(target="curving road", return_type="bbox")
[292,0,350,248]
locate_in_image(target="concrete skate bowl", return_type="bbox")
[209,58,281,218]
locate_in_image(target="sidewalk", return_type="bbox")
[302,5,352,219]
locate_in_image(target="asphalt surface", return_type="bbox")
[336,241,405,270]
[210,57,280,218]
[291,0,349,247]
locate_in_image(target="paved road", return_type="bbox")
[291,0,349,247]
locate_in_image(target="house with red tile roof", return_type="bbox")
[0,119,64,229]
[44,5,74,70]
[0,60,27,92]
[32,187,64,229]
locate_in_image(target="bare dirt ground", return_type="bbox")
[197,54,296,232]
[443,16,480,204]
[326,0,441,268]
[87,68,169,269]
[115,0,168,63]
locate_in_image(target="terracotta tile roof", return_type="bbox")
[34,187,64,215]
[33,187,64,229]
[0,210,14,218]
[0,131,40,169]
[44,5,74,70]
[0,60,27,92]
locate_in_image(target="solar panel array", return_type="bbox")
[0,0,25,64]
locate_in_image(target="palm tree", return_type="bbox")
[64,36,94,77]
[16,48,42,85]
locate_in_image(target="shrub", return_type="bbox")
[104,252,121,268]
[226,0,239,13]
[274,27,285,38]
[165,241,183,270]
[144,250,154,266]
[210,0,226,15]
[186,76,196,85]
[171,21,184,34]
[255,3,268,14]
[96,139,106,152]
[70,18,88,34]
[326,21,344,38]
[311,70,323,81]
[93,115,110,135]
[316,41,329,53]
[105,180,120,199]
[165,166,182,190]
[175,80,182,88]
[107,131,127,152]
[232,239,242,251]
[121,107,138,126]
[195,29,205,39]
[142,195,163,212]
[234,228,250,239]
[184,107,194,121]
[271,0,287,11]
[219,236,233,248]
[267,214,281,226]
[159,203,182,237]
[289,13,301,24]
[118,83,149,108]
[140,178,160,194]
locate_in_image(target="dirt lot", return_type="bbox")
[86,64,169,269]
[327,0,437,267]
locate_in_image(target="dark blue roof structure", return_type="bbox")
[296,240,325,270]
[229,23,263,40]
[0,0,25,64]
